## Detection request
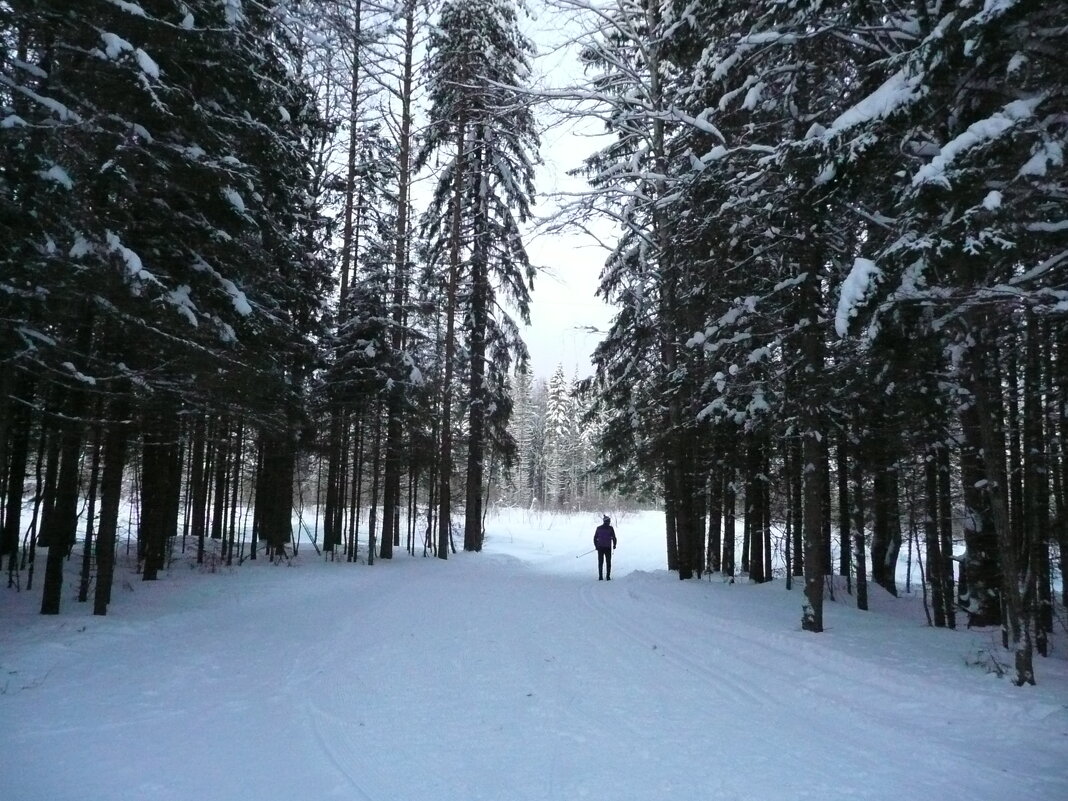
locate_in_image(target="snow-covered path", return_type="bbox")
[3,510,1067,801]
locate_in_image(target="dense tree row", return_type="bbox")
[0,0,543,611]
[572,0,1066,685]
[504,364,626,510]
[1,0,330,614]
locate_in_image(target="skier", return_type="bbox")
[593,515,617,580]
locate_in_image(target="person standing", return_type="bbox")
[593,515,617,580]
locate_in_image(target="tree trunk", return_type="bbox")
[259,427,294,554]
[958,394,1002,627]
[851,452,868,611]
[706,464,722,573]
[2,374,33,569]
[870,458,901,596]
[747,433,765,582]
[722,466,735,579]
[1023,313,1050,656]
[141,408,179,581]
[225,424,244,567]
[789,433,803,577]
[464,136,490,553]
[40,382,91,613]
[210,420,230,543]
[969,325,1034,685]
[936,445,956,628]
[190,417,209,565]
[381,1,415,562]
[837,432,851,579]
[437,113,467,561]
[94,394,130,616]
[925,451,946,627]
[369,406,383,561]
[77,424,102,603]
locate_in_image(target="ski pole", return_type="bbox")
[576,548,596,558]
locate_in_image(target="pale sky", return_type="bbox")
[520,3,617,381]
[524,225,614,382]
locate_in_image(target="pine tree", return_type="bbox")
[417,0,539,553]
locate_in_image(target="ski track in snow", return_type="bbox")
[2,509,1067,801]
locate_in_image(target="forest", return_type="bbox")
[1,0,1066,690]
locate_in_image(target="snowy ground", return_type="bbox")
[2,508,1066,801]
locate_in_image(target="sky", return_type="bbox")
[519,4,617,382]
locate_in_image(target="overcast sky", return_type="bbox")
[519,4,616,382]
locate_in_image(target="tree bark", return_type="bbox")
[437,113,467,561]
[969,320,1034,685]
[722,468,735,579]
[2,374,33,569]
[77,424,102,603]
[851,452,868,611]
[747,433,765,582]
[94,395,129,616]
[464,134,490,553]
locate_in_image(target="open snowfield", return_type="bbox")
[2,508,1067,801]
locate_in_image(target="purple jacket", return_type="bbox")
[594,524,616,549]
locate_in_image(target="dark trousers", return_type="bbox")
[597,546,613,579]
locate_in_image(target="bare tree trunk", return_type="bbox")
[706,464,722,574]
[190,417,209,564]
[369,406,383,563]
[141,407,180,581]
[1023,313,1050,656]
[969,320,1034,686]
[77,423,102,603]
[870,458,901,596]
[936,445,956,628]
[381,1,416,562]
[925,451,946,627]
[747,433,765,582]
[790,433,803,577]
[438,115,467,561]
[852,452,868,611]
[2,374,33,572]
[464,135,489,553]
[93,394,129,616]
[41,308,92,613]
[837,432,851,579]
[722,468,736,579]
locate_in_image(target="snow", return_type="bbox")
[819,69,923,139]
[166,285,199,327]
[60,361,97,385]
[106,232,155,283]
[912,96,1043,188]
[1019,139,1063,178]
[223,0,244,25]
[219,277,252,316]
[221,187,246,213]
[835,257,882,337]
[740,81,765,111]
[69,234,92,258]
[100,32,134,60]
[106,0,148,15]
[2,509,1065,801]
[38,164,73,189]
[135,49,160,80]
[131,123,153,143]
